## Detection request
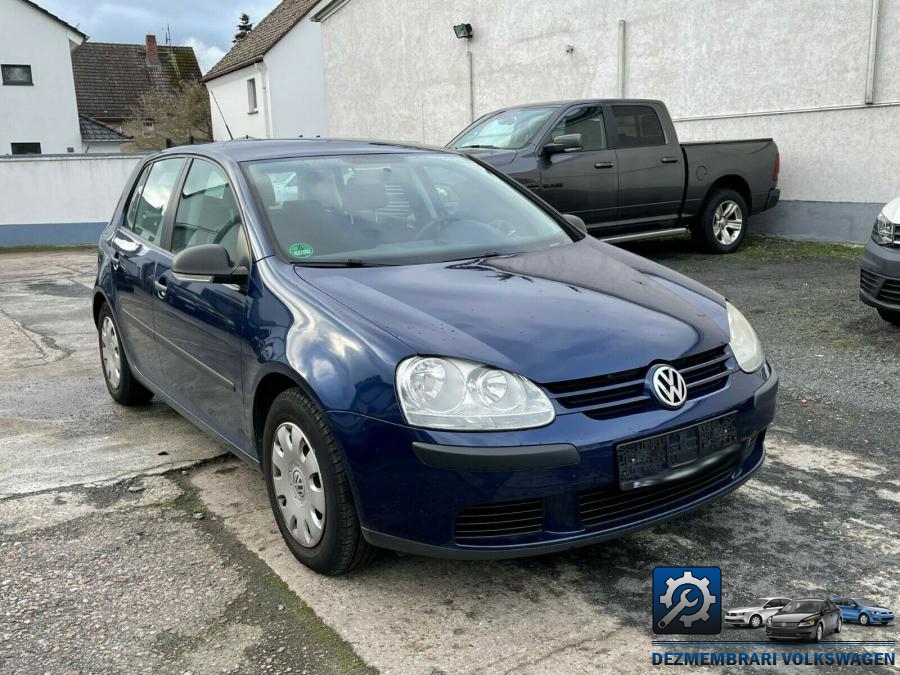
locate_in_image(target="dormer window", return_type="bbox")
[2,64,33,85]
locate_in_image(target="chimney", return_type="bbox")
[145,34,158,63]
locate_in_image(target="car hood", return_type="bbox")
[772,613,818,623]
[859,604,891,611]
[882,195,900,223]
[454,147,518,166]
[728,606,764,613]
[295,238,729,384]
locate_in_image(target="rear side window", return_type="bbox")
[171,159,243,262]
[613,105,666,147]
[550,106,607,151]
[124,158,185,245]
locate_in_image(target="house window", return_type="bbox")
[10,142,41,155]
[1,64,33,85]
[142,120,154,137]
[247,78,257,112]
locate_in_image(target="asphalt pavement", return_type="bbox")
[0,238,897,674]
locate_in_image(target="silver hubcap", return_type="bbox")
[817,624,823,640]
[751,616,760,627]
[100,316,121,389]
[861,615,868,625]
[271,422,325,547]
[713,200,743,246]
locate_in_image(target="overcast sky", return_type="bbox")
[38,0,282,72]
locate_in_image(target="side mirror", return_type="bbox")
[543,133,582,156]
[173,244,248,284]
[563,213,587,235]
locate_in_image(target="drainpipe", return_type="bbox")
[617,20,626,98]
[257,61,273,137]
[864,0,880,104]
[467,42,474,123]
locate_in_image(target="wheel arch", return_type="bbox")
[250,363,326,457]
[705,175,752,212]
[92,289,110,327]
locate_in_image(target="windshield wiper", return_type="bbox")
[457,144,500,149]
[295,259,393,268]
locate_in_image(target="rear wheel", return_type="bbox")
[692,189,748,254]
[262,388,375,575]
[97,304,153,405]
[877,308,900,326]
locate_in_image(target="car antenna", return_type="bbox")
[209,89,233,140]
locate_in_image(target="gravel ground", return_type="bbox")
[0,240,897,674]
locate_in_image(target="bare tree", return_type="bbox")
[234,13,254,43]
[124,80,212,151]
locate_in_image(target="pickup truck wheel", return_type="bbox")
[693,189,748,253]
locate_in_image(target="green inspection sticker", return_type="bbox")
[288,242,314,258]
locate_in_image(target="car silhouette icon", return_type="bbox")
[725,597,790,628]
[832,597,895,626]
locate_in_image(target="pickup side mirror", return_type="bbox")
[173,244,248,284]
[563,213,587,235]
[543,133,582,156]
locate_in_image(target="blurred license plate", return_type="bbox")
[616,413,738,488]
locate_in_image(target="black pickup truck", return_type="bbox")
[448,99,780,253]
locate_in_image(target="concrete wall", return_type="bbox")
[318,0,900,243]
[0,0,83,155]
[207,18,328,141]
[0,154,145,246]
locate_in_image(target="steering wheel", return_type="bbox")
[414,215,461,241]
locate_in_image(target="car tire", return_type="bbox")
[836,617,842,633]
[814,623,824,642]
[877,308,900,326]
[750,614,762,628]
[97,304,154,406]
[692,189,749,254]
[860,613,870,626]
[261,387,375,576]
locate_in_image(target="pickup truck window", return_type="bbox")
[613,105,666,148]
[451,107,556,150]
[551,106,607,151]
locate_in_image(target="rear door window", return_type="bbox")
[612,105,666,147]
[127,158,186,245]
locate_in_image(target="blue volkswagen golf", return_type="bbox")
[93,140,777,575]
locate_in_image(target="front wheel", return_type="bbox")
[877,308,900,326]
[692,189,749,254]
[262,388,375,575]
[860,613,870,626]
[835,617,842,633]
[750,614,763,628]
[814,623,824,642]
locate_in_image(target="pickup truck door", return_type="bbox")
[610,103,684,227]
[536,105,617,224]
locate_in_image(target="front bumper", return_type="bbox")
[860,239,900,311]
[331,366,777,558]
[725,614,753,626]
[766,624,817,640]
[867,613,894,624]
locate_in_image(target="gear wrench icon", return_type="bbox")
[658,570,717,628]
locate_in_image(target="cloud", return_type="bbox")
[184,37,227,74]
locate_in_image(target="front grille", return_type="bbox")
[861,269,900,304]
[578,460,736,529]
[454,498,544,541]
[542,345,733,419]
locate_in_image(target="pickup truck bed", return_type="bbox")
[449,99,780,253]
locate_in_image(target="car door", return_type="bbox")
[152,158,250,447]
[109,157,187,387]
[536,105,617,224]
[824,600,840,631]
[610,103,684,227]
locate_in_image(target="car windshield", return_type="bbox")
[450,107,557,150]
[749,598,768,607]
[781,601,820,614]
[244,153,575,265]
[854,598,878,607]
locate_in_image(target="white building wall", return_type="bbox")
[0,0,83,155]
[207,64,272,140]
[266,18,328,138]
[318,0,900,239]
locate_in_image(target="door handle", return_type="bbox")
[110,251,120,271]
[594,162,615,169]
[661,157,680,164]
[153,277,168,299]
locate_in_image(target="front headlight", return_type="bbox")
[798,618,817,627]
[726,302,765,373]
[396,356,555,431]
[766,616,773,626]
[872,212,895,245]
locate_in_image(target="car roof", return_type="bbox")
[495,98,664,111]
[153,138,452,164]
[791,598,825,602]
